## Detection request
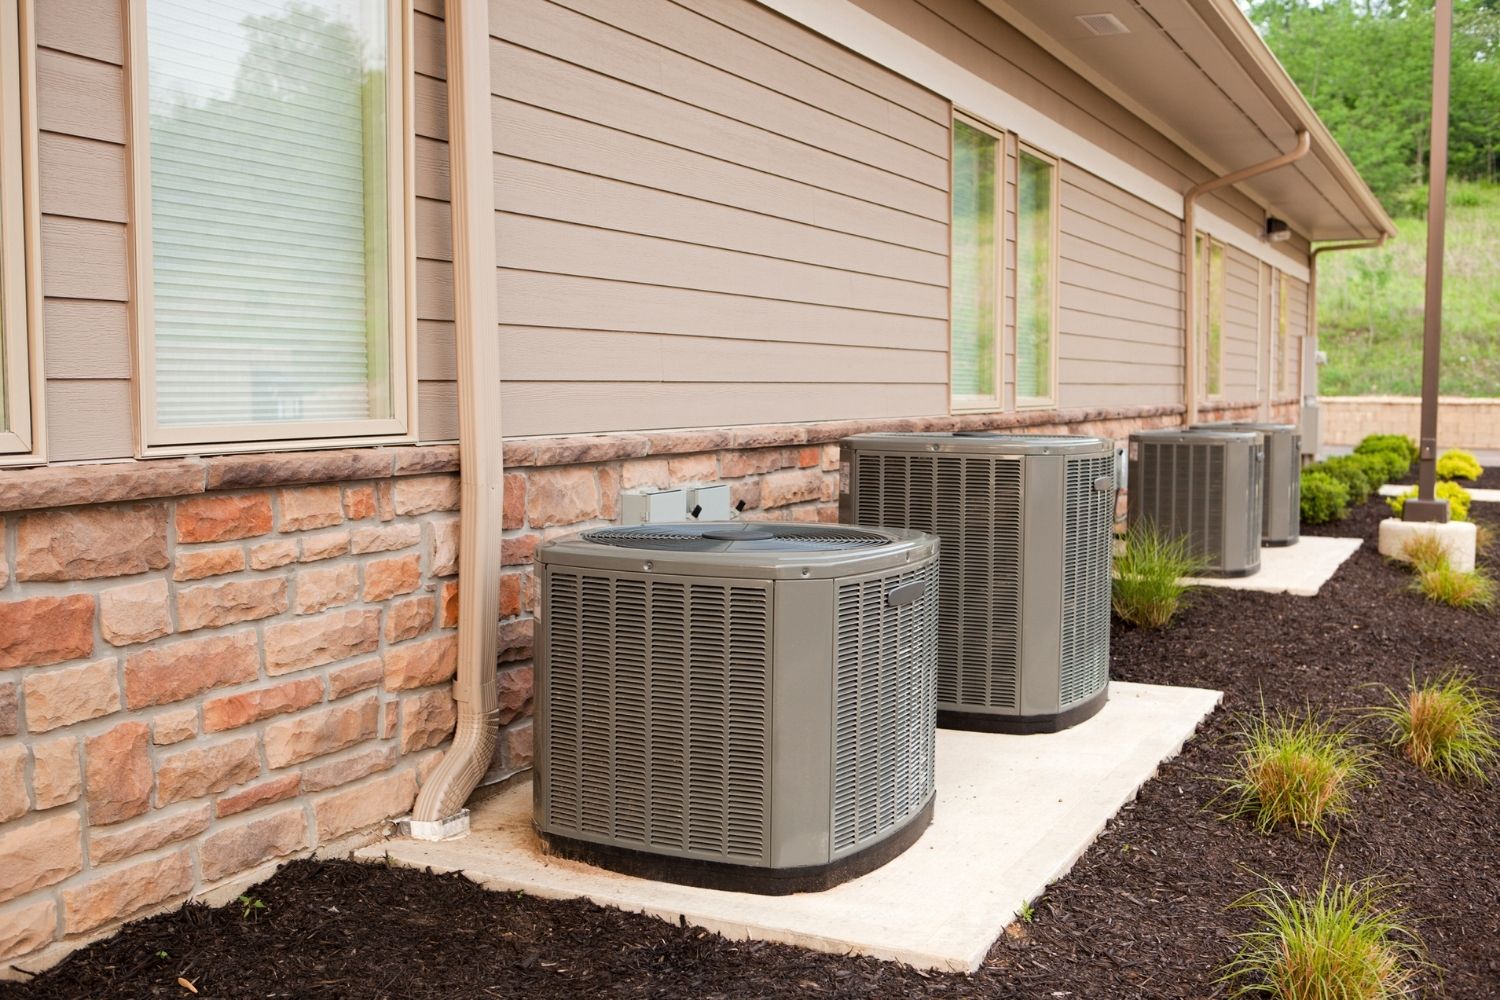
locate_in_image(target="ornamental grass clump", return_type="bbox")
[1111,521,1205,628]
[1220,874,1424,1000]
[1436,448,1483,482]
[1412,563,1495,611]
[1397,532,1450,575]
[1371,672,1500,782]
[1222,711,1374,839]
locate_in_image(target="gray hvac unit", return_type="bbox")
[839,433,1115,734]
[1127,429,1264,577]
[1192,421,1300,546]
[534,521,940,894]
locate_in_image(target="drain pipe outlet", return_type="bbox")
[1182,130,1311,425]
[405,0,503,840]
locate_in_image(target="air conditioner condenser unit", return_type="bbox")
[1192,421,1300,546]
[1127,428,1264,576]
[534,521,940,894]
[839,433,1116,734]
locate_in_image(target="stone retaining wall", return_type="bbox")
[0,399,1297,969]
[1319,396,1500,450]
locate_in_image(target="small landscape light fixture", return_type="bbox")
[1264,217,1291,243]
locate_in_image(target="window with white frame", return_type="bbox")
[1015,147,1056,406]
[133,0,409,449]
[0,0,35,460]
[1197,234,1225,398]
[950,114,1002,410]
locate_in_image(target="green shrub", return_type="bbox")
[1436,448,1483,482]
[1111,521,1206,628]
[1315,456,1375,504]
[1371,672,1500,781]
[1359,448,1411,483]
[1346,451,1396,488]
[1300,471,1350,524]
[1221,710,1374,839]
[1413,563,1496,610]
[1386,481,1472,521]
[1355,433,1418,466]
[1220,874,1424,1000]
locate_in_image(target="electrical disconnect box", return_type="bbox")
[686,484,731,521]
[619,488,687,525]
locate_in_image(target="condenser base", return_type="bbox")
[536,796,934,896]
[938,687,1108,734]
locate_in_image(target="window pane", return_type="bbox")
[1277,273,1289,395]
[1016,151,1054,401]
[148,0,391,428]
[1205,241,1224,397]
[950,120,998,402]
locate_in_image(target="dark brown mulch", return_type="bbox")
[6,500,1499,1000]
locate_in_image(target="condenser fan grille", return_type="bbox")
[583,523,892,552]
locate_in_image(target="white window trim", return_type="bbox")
[1013,142,1058,411]
[949,110,1005,414]
[124,0,418,457]
[0,0,42,465]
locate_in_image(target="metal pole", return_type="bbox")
[1405,0,1452,523]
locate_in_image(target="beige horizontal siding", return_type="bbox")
[412,7,458,443]
[492,0,950,436]
[1283,275,1310,398]
[1056,163,1181,411]
[1220,247,1260,400]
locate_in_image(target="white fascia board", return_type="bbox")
[757,0,1310,282]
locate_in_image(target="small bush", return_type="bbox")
[1111,521,1206,628]
[1346,451,1396,488]
[1372,672,1500,781]
[1398,532,1450,574]
[1315,456,1376,504]
[1359,448,1411,483]
[1220,874,1423,1000]
[1354,433,1418,467]
[1222,710,1374,839]
[1436,448,1483,482]
[1413,563,1496,610]
[1300,470,1351,524]
[1386,481,1472,522]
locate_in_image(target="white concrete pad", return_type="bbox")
[357,681,1221,973]
[1182,535,1362,597]
[1379,483,1500,502]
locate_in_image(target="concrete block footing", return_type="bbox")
[1378,518,1477,573]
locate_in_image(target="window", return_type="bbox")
[1276,272,1289,396]
[132,0,410,449]
[1015,147,1056,406]
[0,0,37,461]
[950,115,1001,410]
[1198,235,1225,398]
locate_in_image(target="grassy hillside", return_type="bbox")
[1318,181,1500,397]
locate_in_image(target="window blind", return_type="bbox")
[951,120,999,403]
[147,0,391,429]
[1016,151,1054,402]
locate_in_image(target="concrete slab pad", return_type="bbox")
[1183,535,1362,597]
[358,681,1221,973]
[1379,484,1500,503]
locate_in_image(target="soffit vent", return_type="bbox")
[1076,12,1130,36]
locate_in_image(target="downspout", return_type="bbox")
[1182,129,1311,425]
[405,0,503,838]
[1307,236,1389,436]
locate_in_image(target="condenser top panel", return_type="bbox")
[1131,429,1259,447]
[843,432,1114,457]
[538,521,938,581]
[1191,421,1297,434]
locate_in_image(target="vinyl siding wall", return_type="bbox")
[488,0,952,436]
[30,0,457,462]
[1220,246,1260,401]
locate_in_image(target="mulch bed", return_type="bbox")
[6,499,1499,1000]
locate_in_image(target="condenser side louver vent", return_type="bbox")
[543,570,772,864]
[832,560,939,855]
[854,453,1022,711]
[1061,454,1114,708]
